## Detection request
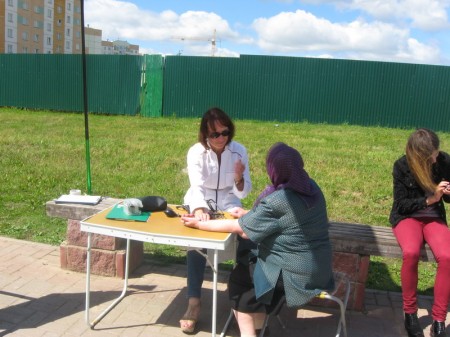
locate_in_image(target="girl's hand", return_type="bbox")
[428,181,450,204]
[441,181,450,195]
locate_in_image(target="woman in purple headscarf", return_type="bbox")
[182,142,334,337]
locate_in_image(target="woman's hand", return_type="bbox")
[234,159,245,183]
[228,207,248,218]
[181,214,199,228]
[193,208,211,221]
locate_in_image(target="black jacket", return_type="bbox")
[389,152,450,227]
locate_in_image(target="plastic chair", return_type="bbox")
[220,271,351,337]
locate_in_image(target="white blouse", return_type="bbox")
[183,141,252,213]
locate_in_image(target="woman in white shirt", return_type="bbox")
[180,107,252,333]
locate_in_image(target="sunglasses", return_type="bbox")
[209,130,231,139]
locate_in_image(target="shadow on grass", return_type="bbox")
[367,256,435,296]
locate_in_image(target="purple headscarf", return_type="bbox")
[254,142,319,207]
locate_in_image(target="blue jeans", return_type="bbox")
[187,249,207,298]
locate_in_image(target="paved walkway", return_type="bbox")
[0,236,444,337]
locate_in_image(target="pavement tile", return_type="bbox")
[1,236,448,337]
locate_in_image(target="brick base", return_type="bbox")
[332,252,370,311]
[60,219,144,278]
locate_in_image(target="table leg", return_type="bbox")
[85,237,131,328]
[212,248,218,337]
[85,232,92,325]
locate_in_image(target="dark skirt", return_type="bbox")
[228,263,284,314]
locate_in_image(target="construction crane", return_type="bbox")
[172,29,218,56]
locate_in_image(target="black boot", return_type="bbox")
[430,321,446,337]
[404,312,424,337]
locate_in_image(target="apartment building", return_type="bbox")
[86,26,139,55]
[1,0,81,54]
[1,0,139,54]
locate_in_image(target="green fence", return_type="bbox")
[0,54,143,115]
[162,55,450,131]
[1,53,450,131]
[140,54,163,117]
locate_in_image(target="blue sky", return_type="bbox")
[85,0,450,66]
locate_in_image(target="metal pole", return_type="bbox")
[80,0,92,194]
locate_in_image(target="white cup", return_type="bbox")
[70,189,81,195]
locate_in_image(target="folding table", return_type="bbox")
[80,204,233,337]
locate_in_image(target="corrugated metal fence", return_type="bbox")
[0,54,143,115]
[1,53,449,131]
[162,55,450,131]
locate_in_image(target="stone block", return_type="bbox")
[59,241,143,278]
[66,219,122,250]
[332,251,370,311]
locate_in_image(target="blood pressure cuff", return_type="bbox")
[138,196,167,212]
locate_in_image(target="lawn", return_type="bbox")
[2,107,447,295]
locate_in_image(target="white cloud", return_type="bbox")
[83,0,448,64]
[337,0,450,31]
[252,9,442,64]
[85,0,239,42]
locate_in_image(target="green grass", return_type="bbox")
[2,107,446,295]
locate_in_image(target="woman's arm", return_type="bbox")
[392,162,429,214]
[393,159,448,214]
[181,215,248,239]
[185,145,210,214]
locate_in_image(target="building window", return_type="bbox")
[7,28,14,38]
[34,49,39,54]
[57,33,61,40]
[47,37,51,45]
[75,43,80,50]
[66,28,71,36]
[22,47,28,53]
[57,6,62,14]
[47,9,52,18]
[7,13,13,23]
[57,19,62,26]
[34,34,39,42]
[7,45,13,53]
[67,3,72,11]
[67,15,71,24]
[8,0,14,6]
[22,1,28,10]
[47,23,51,31]
[65,41,70,49]
[34,20,39,28]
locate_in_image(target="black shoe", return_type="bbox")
[404,312,424,337]
[430,321,446,337]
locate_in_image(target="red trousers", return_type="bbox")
[393,217,450,321]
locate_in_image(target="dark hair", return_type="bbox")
[406,128,440,193]
[198,107,235,149]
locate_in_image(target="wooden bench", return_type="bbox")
[329,221,435,261]
[328,221,435,311]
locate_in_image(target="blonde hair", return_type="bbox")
[405,128,440,194]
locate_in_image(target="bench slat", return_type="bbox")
[329,222,435,262]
